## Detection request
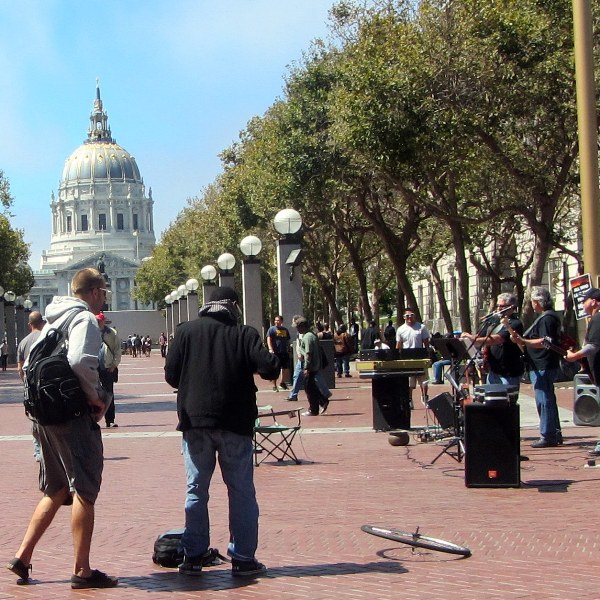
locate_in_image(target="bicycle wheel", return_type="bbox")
[361,525,471,557]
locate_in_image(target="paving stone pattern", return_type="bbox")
[0,353,598,599]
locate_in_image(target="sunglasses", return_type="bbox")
[404,313,415,318]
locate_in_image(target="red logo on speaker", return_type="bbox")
[488,470,498,479]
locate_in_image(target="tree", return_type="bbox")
[0,172,33,295]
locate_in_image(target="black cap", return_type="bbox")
[209,286,239,303]
[582,287,600,302]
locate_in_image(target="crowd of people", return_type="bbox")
[123,333,153,357]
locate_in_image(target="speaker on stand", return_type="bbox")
[371,376,411,431]
[573,373,600,426]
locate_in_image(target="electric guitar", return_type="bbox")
[501,316,590,379]
[540,336,592,381]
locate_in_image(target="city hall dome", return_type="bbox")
[60,83,141,184]
[61,142,141,184]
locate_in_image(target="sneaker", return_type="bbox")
[344,373,352,378]
[272,385,278,392]
[588,448,600,457]
[231,558,267,578]
[71,569,118,589]
[302,411,317,417]
[531,438,558,448]
[280,382,288,390]
[320,399,330,415]
[287,396,298,401]
[178,556,204,576]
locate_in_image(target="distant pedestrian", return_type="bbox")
[266,315,291,391]
[296,317,329,417]
[96,312,121,428]
[159,332,167,358]
[333,324,353,378]
[384,320,396,347]
[361,320,379,350]
[17,311,45,462]
[0,337,7,371]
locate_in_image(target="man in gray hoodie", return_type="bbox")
[6,268,118,590]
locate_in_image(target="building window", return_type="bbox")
[132,213,139,231]
[117,213,124,230]
[81,214,88,231]
[98,213,107,231]
[66,215,72,232]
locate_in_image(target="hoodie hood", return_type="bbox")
[44,296,90,325]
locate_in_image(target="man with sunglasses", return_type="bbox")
[461,293,524,389]
[8,268,117,589]
[396,308,431,406]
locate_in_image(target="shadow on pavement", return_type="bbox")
[121,560,408,592]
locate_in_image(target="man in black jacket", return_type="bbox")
[165,287,279,578]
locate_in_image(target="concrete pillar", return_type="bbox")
[242,258,263,335]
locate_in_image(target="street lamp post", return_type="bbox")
[240,235,264,334]
[169,290,179,331]
[178,284,189,323]
[200,265,217,304]
[164,294,173,340]
[273,208,304,320]
[15,296,26,344]
[3,290,17,365]
[217,252,236,289]
[186,278,200,320]
[133,229,140,261]
[0,284,5,344]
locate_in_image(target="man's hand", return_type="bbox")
[88,391,109,422]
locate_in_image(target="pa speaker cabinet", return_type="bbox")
[573,374,600,426]
[372,376,411,431]
[464,403,520,488]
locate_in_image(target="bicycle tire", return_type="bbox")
[361,525,471,557]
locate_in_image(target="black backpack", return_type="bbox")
[24,310,89,426]
[152,528,228,568]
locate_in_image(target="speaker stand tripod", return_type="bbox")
[430,337,470,464]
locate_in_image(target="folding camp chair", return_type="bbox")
[254,405,303,466]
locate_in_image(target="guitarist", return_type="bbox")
[564,288,600,456]
[462,293,524,389]
[508,287,563,449]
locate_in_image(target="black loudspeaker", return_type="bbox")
[372,377,411,431]
[464,403,520,488]
[427,392,455,429]
[573,374,600,426]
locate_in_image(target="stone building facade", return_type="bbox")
[29,83,155,312]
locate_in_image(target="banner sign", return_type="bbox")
[570,273,592,320]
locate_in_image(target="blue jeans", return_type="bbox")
[486,371,521,390]
[529,368,561,442]
[335,354,350,376]
[181,429,259,560]
[432,359,451,383]
[289,360,331,399]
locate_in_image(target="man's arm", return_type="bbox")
[68,313,108,420]
[164,331,183,388]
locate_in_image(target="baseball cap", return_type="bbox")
[582,288,600,302]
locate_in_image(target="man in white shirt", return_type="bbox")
[396,307,431,405]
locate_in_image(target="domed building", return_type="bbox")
[29,83,156,312]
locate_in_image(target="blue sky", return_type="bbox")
[0,0,335,269]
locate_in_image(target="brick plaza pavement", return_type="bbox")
[0,352,599,599]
